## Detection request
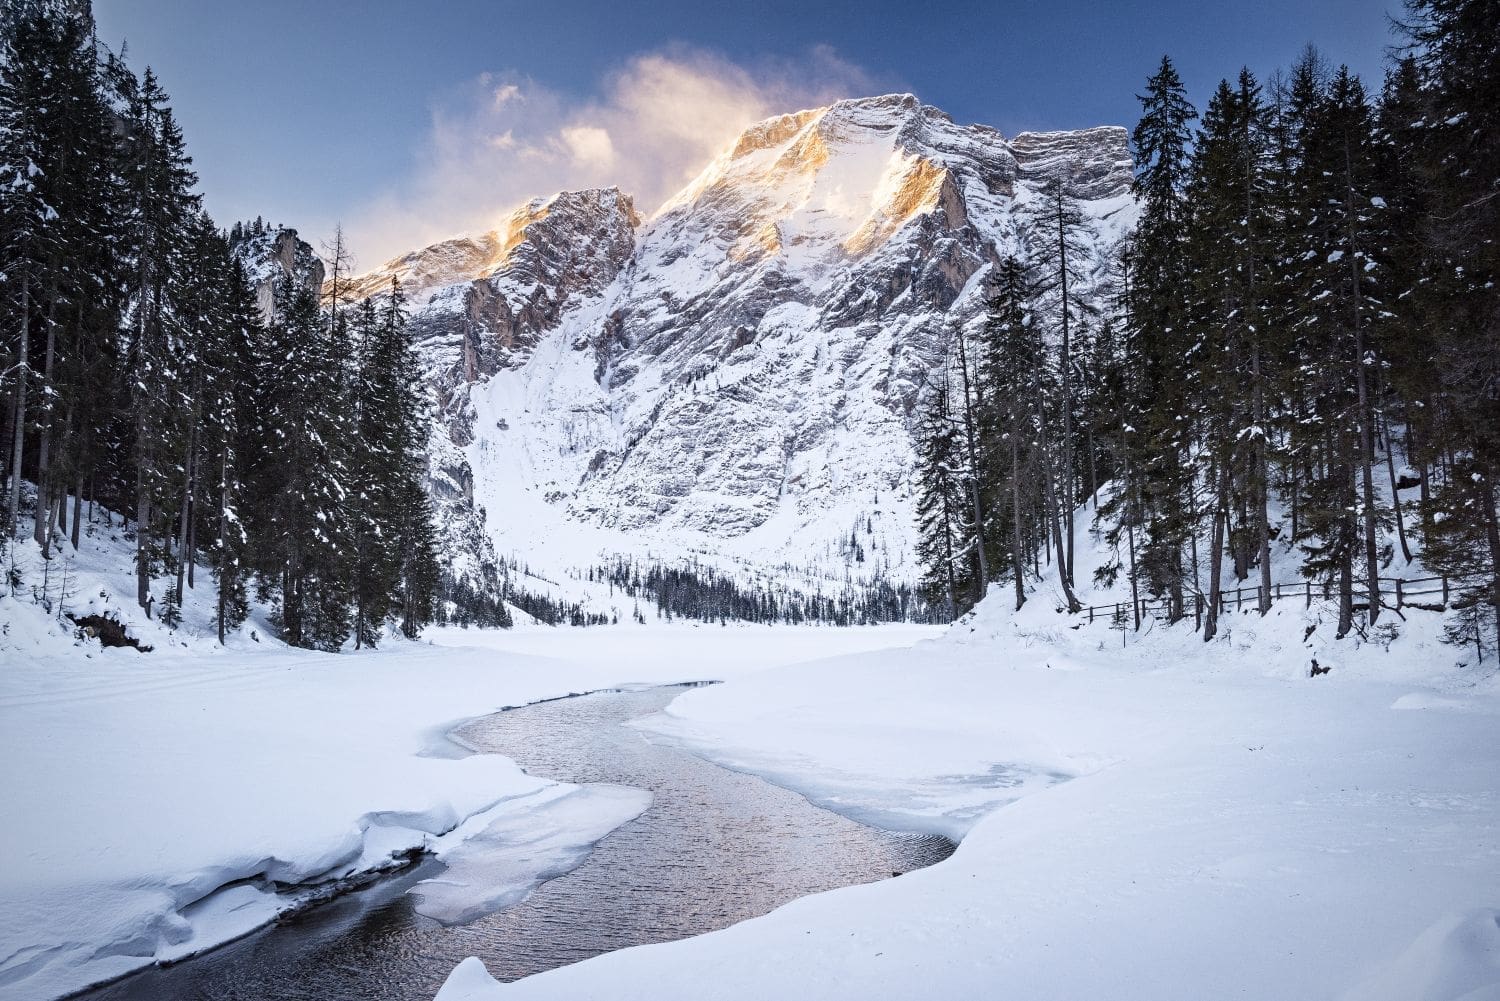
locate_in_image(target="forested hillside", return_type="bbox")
[0,1,442,648]
[916,0,1499,660]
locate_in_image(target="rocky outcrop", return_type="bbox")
[1011,126,1134,200]
[230,227,325,324]
[351,188,640,402]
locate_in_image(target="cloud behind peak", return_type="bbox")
[346,44,888,269]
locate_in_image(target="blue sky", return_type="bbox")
[92,0,1400,266]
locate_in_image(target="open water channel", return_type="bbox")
[80,684,954,1000]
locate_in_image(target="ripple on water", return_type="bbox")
[82,684,955,1001]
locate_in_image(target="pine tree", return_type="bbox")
[1287,65,1386,636]
[1399,0,1500,647]
[249,276,353,650]
[1128,55,1199,621]
[1185,71,1276,639]
[977,256,1046,610]
[205,255,258,642]
[1371,57,1432,567]
[348,279,440,644]
[116,66,199,617]
[949,318,988,598]
[914,383,969,619]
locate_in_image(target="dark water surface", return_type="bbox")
[81,684,954,1000]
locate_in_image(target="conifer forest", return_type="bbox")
[0,3,440,648]
[915,3,1499,657]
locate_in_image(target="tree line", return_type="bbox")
[588,557,933,626]
[0,1,442,649]
[916,0,1499,656]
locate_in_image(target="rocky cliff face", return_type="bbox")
[351,95,1136,601]
[230,226,326,324]
[350,189,640,408]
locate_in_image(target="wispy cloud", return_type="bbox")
[345,45,885,268]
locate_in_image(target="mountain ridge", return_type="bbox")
[346,94,1136,612]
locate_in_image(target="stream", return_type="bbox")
[80,683,955,1000]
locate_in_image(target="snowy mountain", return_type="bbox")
[350,94,1136,605]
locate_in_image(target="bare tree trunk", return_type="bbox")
[7,269,29,540]
[1086,421,1098,512]
[1414,396,1434,549]
[1383,407,1412,563]
[1036,395,1080,613]
[136,482,150,614]
[1472,470,1500,659]
[70,465,83,550]
[1335,454,1357,638]
[32,296,58,548]
[187,498,196,589]
[176,430,195,599]
[1010,435,1025,610]
[1120,416,1142,630]
[217,451,229,644]
[1056,197,1075,585]
[1186,471,1200,621]
[1204,464,1230,642]
[1345,143,1380,626]
[953,324,989,594]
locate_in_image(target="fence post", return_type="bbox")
[1442,576,1449,607]
[1305,580,1311,609]
[1396,578,1404,610]
[1089,605,1095,623]
[1236,587,1243,610]
[1194,593,1202,631]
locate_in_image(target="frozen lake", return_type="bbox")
[82,683,953,1000]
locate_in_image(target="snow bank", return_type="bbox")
[411,784,651,925]
[1340,909,1500,1001]
[0,572,932,1001]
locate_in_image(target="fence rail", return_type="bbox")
[1081,573,1492,630]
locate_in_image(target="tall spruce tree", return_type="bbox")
[914,383,969,619]
[349,278,440,645]
[1128,55,1199,621]
[1186,71,1276,639]
[1399,0,1500,652]
[977,256,1046,611]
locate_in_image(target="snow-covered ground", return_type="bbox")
[439,590,1500,1001]
[0,566,933,1001]
[5,492,1498,1001]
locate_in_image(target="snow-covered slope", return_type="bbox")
[351,95,1135,602]
[0,500,931,1000]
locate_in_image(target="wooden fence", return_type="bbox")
[1082,574,1488,630]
